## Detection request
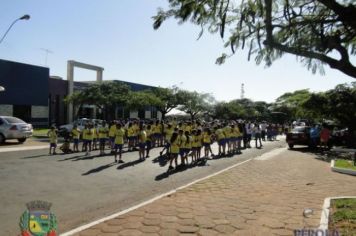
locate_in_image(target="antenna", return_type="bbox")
[40,48,53,66]
[241,83,245,99]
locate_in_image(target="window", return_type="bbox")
[4,117,25,124]
[13,105,31,122]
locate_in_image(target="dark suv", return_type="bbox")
[286,126,311,149]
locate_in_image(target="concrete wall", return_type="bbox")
[130,111,138,119]
[0,104,13,116]
[145,111,151,119]
[31,106,48,118]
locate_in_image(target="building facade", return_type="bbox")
[0,59,49,126]
[0,59,160,127]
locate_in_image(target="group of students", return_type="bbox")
[47,118,284,170]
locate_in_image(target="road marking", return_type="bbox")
[255,147,286,160]
[61,158,253,235]
[0,145,48,153]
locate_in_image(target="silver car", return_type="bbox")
[0,116,33,143]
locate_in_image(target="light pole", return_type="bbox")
[0,14,30,44]
[0,86,5,92]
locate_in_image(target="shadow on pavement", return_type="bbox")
[287,146,350,163]
[152,155,169,167]
[22,154,49,159]
[117,158,145,170]
[155,159,209,181]
[72,154,108,161]
[82,162,117,175]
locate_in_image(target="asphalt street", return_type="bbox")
[0,138,286,235]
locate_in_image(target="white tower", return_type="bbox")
[241,83,245,99]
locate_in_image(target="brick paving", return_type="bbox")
[73,149,356,235]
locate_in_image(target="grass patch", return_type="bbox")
[329,198,356,236]
[335,159,356,171]
[33,128,49,137]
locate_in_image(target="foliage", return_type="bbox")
[177,90,214,119]
[210,98,271,120]
[153,0,356,78]
[302,83,356,129]
[65,81,130,120]
[148,86,185,119]
[127,90,162,110]
[270,89,312,120]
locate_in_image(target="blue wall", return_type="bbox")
[0,59,49,106]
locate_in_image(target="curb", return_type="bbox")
[319,196,356,230]
[331,160,356,176]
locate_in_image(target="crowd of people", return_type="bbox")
[47,118,288,170]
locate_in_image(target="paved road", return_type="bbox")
[0,138,285,235]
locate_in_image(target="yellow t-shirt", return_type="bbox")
[133,124,139,136]
[93,128,98,139]
[98,127,108,139]
[154,124,162,134]
[84,129,94,140]
[165,128,174,142]
[127,127,135,137]
[171,139,180,154]
[109,125,116,137]
[146,128,152,141]
[184,125,192,134]
[48,130,57,143]
[179,135,186,148]
[139,130,147,143]
[203,133,211,143]
[216,129,225,140]
[184,136,192,149]
[234,127,241,137]
[71,128,80,140]
[224,127,232,138]
[196,134,202,147]
[115,128,125,145]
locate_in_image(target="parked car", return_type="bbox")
[286,126,311,148]
[58,118,103,136]
[286,126,333,149]
[0,116,33,143]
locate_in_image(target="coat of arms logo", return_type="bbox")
[19,200,57,236]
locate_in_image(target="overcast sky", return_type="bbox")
[1,0,354,103]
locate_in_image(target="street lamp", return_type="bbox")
[0,86,5,92]
[0,14,30,44]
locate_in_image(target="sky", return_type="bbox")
[0,0,354,103]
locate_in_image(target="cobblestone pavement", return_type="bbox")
[74,149,356,236]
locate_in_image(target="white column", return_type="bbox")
[67,61,74,122]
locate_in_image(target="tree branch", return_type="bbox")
[317,0,356,30]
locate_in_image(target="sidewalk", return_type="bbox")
[0,138,51,152]
[68,149,356,236]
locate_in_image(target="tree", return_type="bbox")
[149,86,184,119]
[270,89,312,120]
[153,0,356,78]
[64,91,85,119]
[127,90,162,111]
[302,83,356,146]
[65,81,130,120]
[210,101,245,120]
[178,90,214,119]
